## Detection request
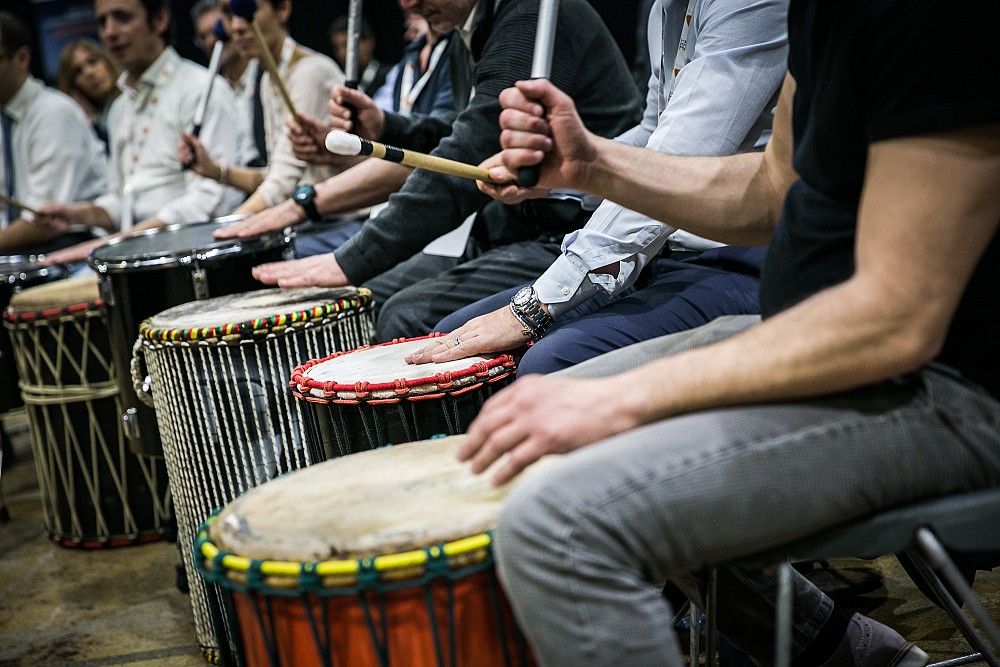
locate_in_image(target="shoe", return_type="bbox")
[823,613,930,667]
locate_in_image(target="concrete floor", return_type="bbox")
[0,408,998,667]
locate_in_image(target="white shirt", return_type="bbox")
[232,58,261,167]
[94,47,243,230]
[0,76,107,228]
[255,38,345,207]
[534,0,788,316]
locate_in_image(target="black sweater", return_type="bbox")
[334,0,642,285]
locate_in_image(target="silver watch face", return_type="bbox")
[513,286,534,307]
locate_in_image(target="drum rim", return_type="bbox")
[4,298,104,323]
[1,256,67,285]
[195,515,494,589]
[87,217,290,273]
[290,334,517,400]
[138,288,371,343]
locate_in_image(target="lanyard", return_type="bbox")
[658,0,695,114]
[398,38,449,117]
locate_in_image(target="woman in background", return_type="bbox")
[56,40,120,153]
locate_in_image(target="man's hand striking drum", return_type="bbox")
[405,306,536,365]
[252,253,349,288]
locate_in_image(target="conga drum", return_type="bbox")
[291,336,517,455]
[89,218,293,458]
[0,256,67,415]
[3,277,171,546]
[138,286,375,661]
[195,435,538,667]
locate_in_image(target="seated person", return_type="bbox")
[39,0,243,265]
[407,0,788,372]
[249,0,643,345]
[56,38,120,154]
[0,13,108,255]
[214,16,455,257]
[177,0,348,219]
[453,0,1000,665]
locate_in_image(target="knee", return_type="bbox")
[494,472,563,585]
[517,333,586,376]
[375,290,433,342]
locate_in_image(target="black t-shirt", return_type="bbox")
[759,0,1000,397]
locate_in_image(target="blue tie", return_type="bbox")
[1,109,16,222]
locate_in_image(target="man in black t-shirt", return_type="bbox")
[443,1,1000,665]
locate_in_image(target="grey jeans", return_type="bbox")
[495,316,1000,666]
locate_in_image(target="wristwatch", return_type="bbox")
[510,285,553,341]
[292,184,322,222]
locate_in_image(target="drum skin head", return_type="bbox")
[8,276,100,314]
[210,436,553,561]
[144,286,365,333]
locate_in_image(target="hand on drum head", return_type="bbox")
[496,80,601,193]
[251,252,350,288]
[476,153,551,205]
[459,374,643,486]
[214,199,305,239]
[42,235,109,265]
[327,85,384,140]
[405,306,531,365]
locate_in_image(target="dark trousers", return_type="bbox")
[437,245,765,374]
[364,240,563,342]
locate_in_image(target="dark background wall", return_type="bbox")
[7,0,642,86]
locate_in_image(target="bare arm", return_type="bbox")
[488,76,798,247]
[0,219,59,252]
[463,123,1000,485]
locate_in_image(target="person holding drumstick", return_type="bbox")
[457,0,1000,665]
[216,15,456,257]
[408,0,786,374]
[36,0,243,265]
[0,13,108,254]
[249,0,643,343]
[176,0,350,218]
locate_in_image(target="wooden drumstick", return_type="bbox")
[0,193,41,217]
[325,130,496,183]
[518,0,560,187]
[343,0,365,129]
[230,0,300,121]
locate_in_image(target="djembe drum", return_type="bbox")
[90,217,293,459]
[291,336,517,455]
[1,256,67,416]
[3,277,171,546]
[195,435,539,667]
[138,286,375,661]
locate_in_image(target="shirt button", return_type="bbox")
[561,287,570,295]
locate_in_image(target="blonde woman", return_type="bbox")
[57,39,120,152]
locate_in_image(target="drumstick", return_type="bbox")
[517,0,560,187]
[191,19,229,138]
[182,19,229,170]
[343,0,365,130]
[0,193,41,217]
[230,0,300,121]
[325,130,495,183]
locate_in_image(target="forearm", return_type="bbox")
[206,161,264,195]
[0,220,57,251]
[315,159,412,214]
[583,141,780,246]
[234,190,268,216]
[618,278,937,426]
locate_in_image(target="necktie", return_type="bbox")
[249,65,268,168]
[1,109,16,222]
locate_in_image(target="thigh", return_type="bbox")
[434,285,524,333]
[362,252,465,313]
[376,241,561,341]
[522,257,761,374]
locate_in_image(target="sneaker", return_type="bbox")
[823,613,930,667]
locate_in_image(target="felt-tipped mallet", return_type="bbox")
[230,0,300,120]
[325,130,495,183]
[518,0,560,187]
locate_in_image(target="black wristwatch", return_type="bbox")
[510,285,553,341]
[292,184,322,222]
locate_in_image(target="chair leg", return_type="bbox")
[706,569,719,667]
[775,560,794,667]
[906,527,1000,667]
[690,601,701,667]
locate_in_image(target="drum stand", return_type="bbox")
[0,420,13,523]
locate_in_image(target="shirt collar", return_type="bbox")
[3,76,42,124]
[118,46,179,99]
[458,0,486,50]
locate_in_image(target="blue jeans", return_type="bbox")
[495,316,1000,666]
